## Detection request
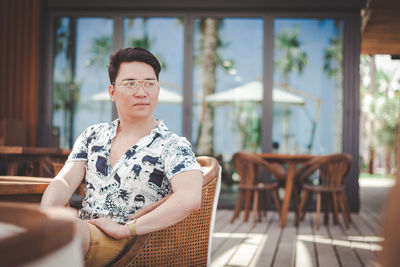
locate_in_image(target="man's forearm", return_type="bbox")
[41,179,75,207]
[133,190,201,235]
[41,161,85,207]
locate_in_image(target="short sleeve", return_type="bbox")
[66,127,93,162]
[164,136,202,180]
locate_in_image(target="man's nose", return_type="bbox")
[134,84,147,96]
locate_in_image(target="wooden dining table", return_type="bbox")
[0,176,52,202]
[0,146,70,176]
[257,153,315,228]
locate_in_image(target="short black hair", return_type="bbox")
[108,47,161,84]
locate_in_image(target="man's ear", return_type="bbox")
[108,84,115,102]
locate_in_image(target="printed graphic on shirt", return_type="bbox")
[67,119,201,224]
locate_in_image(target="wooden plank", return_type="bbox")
[296,213,317,267]
[352,213,379,237]
[251,213,281,267]
[228,213,272,266]
[212,210,247,255]
[310,213,340,267]
[340,218,378,267]
[359,210,382,236]
[0,176,53,183]
[0,146,70,155]
[328,224,362,267]
[213,209,233,232]
[364,208,383,228]
[45,0,366,10]
[273,213,297,267]
[211,213,254,267]
[0,182,49,195]
[212,209,383,267]
[28,0,40,146]
[349,214,383,259]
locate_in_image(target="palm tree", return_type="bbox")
[375,69,400,175]
[323,24,343,153]
[274,27,308,153]
[53,18,80,148]
[195,18,221,156]
[275,28,308,85]
[86,35,112,68]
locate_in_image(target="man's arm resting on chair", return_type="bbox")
[88,170,203,239]
[40,161,85,207]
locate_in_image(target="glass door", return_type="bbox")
[52,17,113,148]
[191,17,264,207]
[272,18,344,155]
[123,17,184,135]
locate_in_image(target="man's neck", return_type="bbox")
[117,116,158,139]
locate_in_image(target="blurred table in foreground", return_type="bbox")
[0,146,70,176]
[0,202,83,267]
[258,153,315,228]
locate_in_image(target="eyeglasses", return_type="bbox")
[113,80,159,94]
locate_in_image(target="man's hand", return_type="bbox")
[87,217,131,240]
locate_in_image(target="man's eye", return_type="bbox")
[125,81,136,87]
[145,81,156,87]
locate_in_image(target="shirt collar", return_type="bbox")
[110,118,171,139]
[152,120,171,139]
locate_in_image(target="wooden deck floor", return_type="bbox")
[210,179,393,267]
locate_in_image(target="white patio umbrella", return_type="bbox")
[204,81,305,106]
[204,81,306,154]
[91,86,182,104]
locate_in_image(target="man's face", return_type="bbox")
[109,61,159,121]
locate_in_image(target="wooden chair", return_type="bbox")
[297,153,352,229]
[109,156,221,267]
[230,152,281,227]
[0,202,83,266]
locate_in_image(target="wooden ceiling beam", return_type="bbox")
[361,0,400,55]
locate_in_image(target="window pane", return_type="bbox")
[192,18,263,207]
[123,17,184,135]
[192,18,264,157]
[273,18,344,154]
[52,17,113,148]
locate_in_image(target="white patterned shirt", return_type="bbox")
[67,119,201,224]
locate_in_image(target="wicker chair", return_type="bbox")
[107,156,221,267]
[297,153,352,229]
[230,152,281,227]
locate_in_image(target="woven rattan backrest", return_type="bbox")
[110,156,220,267]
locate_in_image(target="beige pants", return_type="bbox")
[85,222,132,267]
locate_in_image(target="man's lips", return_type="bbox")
[133,103,150,106]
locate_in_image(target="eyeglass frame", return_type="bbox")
[112,79,159,94]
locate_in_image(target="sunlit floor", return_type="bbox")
[210,178,393,267]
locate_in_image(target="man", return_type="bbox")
[41,47,203,267]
